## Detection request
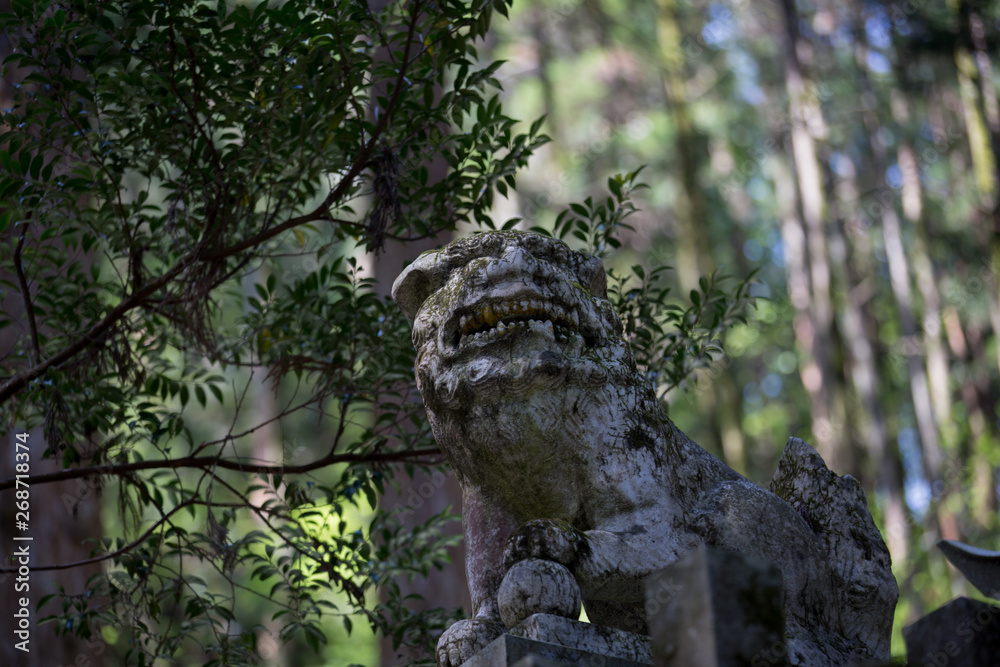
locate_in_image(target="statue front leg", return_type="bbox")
[435,485,516,667]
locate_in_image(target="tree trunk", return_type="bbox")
[777,0,847,472]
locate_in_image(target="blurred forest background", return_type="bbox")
[485,0,1000,656]
[0,0,998,665]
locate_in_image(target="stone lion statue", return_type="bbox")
[391,231,897,666]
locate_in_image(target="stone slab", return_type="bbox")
[645,548,787,667]
[509,613,652,664]
[462,632,650,667]
[509,657,575,667]
[903,596,1000,667]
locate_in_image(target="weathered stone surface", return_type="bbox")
[463,614,652,667]
[769,437,897,659]
[903,597,1000,667]
[938,539,1000,600]
[507,657,569,667]
[645,548,786,667]
[509,613,652,664]
[498,559,581,629]
[392,231,897,667]
[438,618,508,667]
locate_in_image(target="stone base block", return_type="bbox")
[904,596,1000,667]
[462,613,652,667]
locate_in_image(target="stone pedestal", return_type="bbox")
[645,548,787,667]
[462,613,652,666]
[904,596,1000,667]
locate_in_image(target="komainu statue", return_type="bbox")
[391,231,897,666]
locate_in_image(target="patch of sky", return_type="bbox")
[867,50,892,74]
[865,15,893,50]
[743,381,762,406]
[743,238,764,262]
[886,163,903,188]
[830,151,853,177]
[830,24,852,49]
[748,176,769,201]
[703,3,735,46]
[798,18,815,40]
[898,427,931,517]
[761,373,783,398]
[726,48,766,105]
[876,126,894,147]
[905,478,931,519]
[740,82,766,106]
[769,235,785,268]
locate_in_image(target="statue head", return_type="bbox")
[391,231,637,409]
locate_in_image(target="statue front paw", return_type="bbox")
[502,518,584,571]
[436,617,505,667]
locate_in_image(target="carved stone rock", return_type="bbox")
[498,559,581,629]
[391,231,898,667]
[769,437,898,659]
[938,539,1000,600]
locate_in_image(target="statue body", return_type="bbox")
[392,231,897,666]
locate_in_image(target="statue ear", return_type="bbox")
[579,255,608,299]
[392,252,446,322]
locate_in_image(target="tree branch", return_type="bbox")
[0,259,190,404]
[0,4,432,409]
[205,0,426,261]
[12,219,41,365]
[0,446,443,491]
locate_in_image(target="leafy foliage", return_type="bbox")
[608,266,757,400]
[0,1,754,665]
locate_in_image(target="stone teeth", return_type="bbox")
[484,305,500,327]
[540,320,555,341]
[496,322,506,334]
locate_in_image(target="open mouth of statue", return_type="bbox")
[452,297,588,349]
